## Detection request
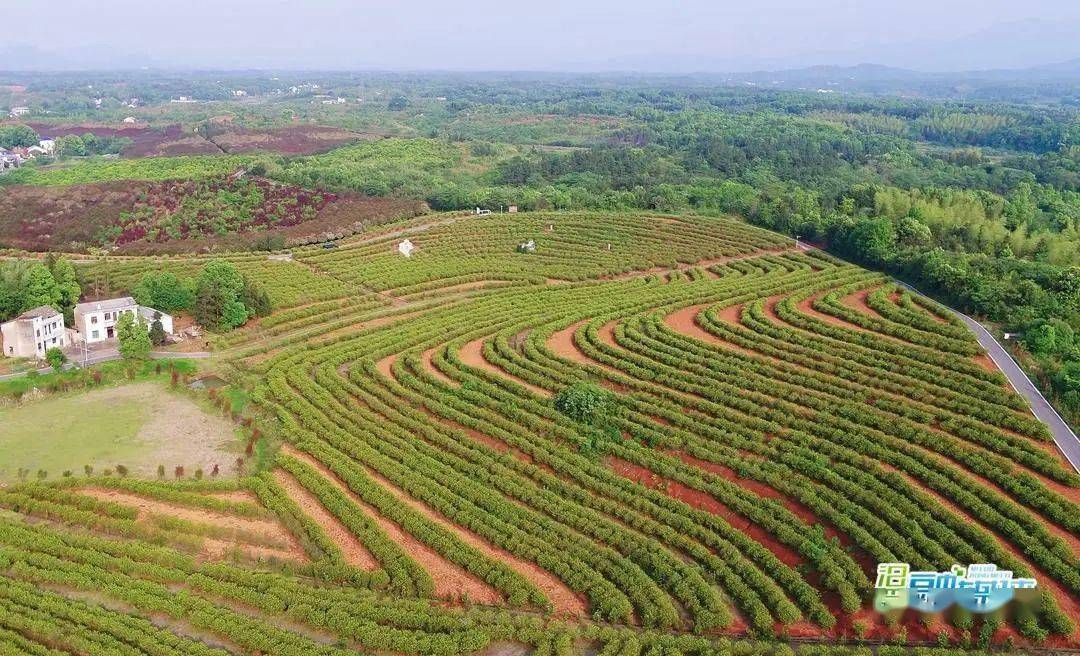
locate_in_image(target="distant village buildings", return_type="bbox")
[1,306,66,358]
[2,139,56,169]
[0,147,20,172]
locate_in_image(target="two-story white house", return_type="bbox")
[73,297,173,343]
[1,306,66,358]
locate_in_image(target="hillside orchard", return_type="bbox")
[0,211,1076,656]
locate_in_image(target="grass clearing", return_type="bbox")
[0,381,241,482]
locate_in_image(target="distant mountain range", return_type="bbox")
[1,17,1079,82]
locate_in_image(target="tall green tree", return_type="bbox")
[116,312,151,360]
[21,263,62,311]
[50,257,81,313]
[133,272,195,313]
[0,124,39,148]
[193,260,249,330]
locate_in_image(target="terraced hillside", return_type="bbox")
[1,212,1077,656]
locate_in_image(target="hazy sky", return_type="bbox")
[4,0,1080,71]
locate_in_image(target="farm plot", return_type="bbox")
[0,212,1076,656]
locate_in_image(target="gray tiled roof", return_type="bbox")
[15,305,61,320]
[74,296,136,313]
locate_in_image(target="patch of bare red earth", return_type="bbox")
[545,321,633,393]
[74,487,305,563]
[420,347,458,385]
[458,336,552,397]
[271,469,380,570]
[662,304,761,358]
[279,445,503,605]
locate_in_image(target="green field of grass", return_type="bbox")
[0,381,239,481]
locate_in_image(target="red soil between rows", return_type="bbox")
[353,451,588,615]
[458,336,552,398]
[280,444,503,604]
[839,288,889,323]
[271,469,380,570]
[204,490,260,503]
[795,293,871,334]
[544,321,634,395]
[75,487,306,562]
[391,279,512,299]
[670,451,858,551]
[841,289,1001,376]
[672,301,1071,496]
[421,347,458,385]
[895,292,951,325]
[768,294,1006,389]
[376,353,398,380]
[605,455,806,569]
[880,462,1080,644]
[313,308,426,347]
[611,302,1080,589]
[760,299,1079,547]
[662,304,759,358]
[601,246,798,282]
[546,322,592,366]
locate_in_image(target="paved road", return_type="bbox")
[897,282,1080,473]
[0,350,210,382]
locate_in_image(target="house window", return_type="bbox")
[91,315,98,324]
[91,330,99,339]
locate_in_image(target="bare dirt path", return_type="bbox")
[279,444,502,604]
[459,336,551,398]
[545,321,592,366]
[75,487,306,561]
[421,347,458,385]
[271,469,380,570]
[352,452,588,615]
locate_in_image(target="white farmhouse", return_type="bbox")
[1,306,66,359]
[74,297,172,344]
[122,116,138,124]
[398,239,415,258]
